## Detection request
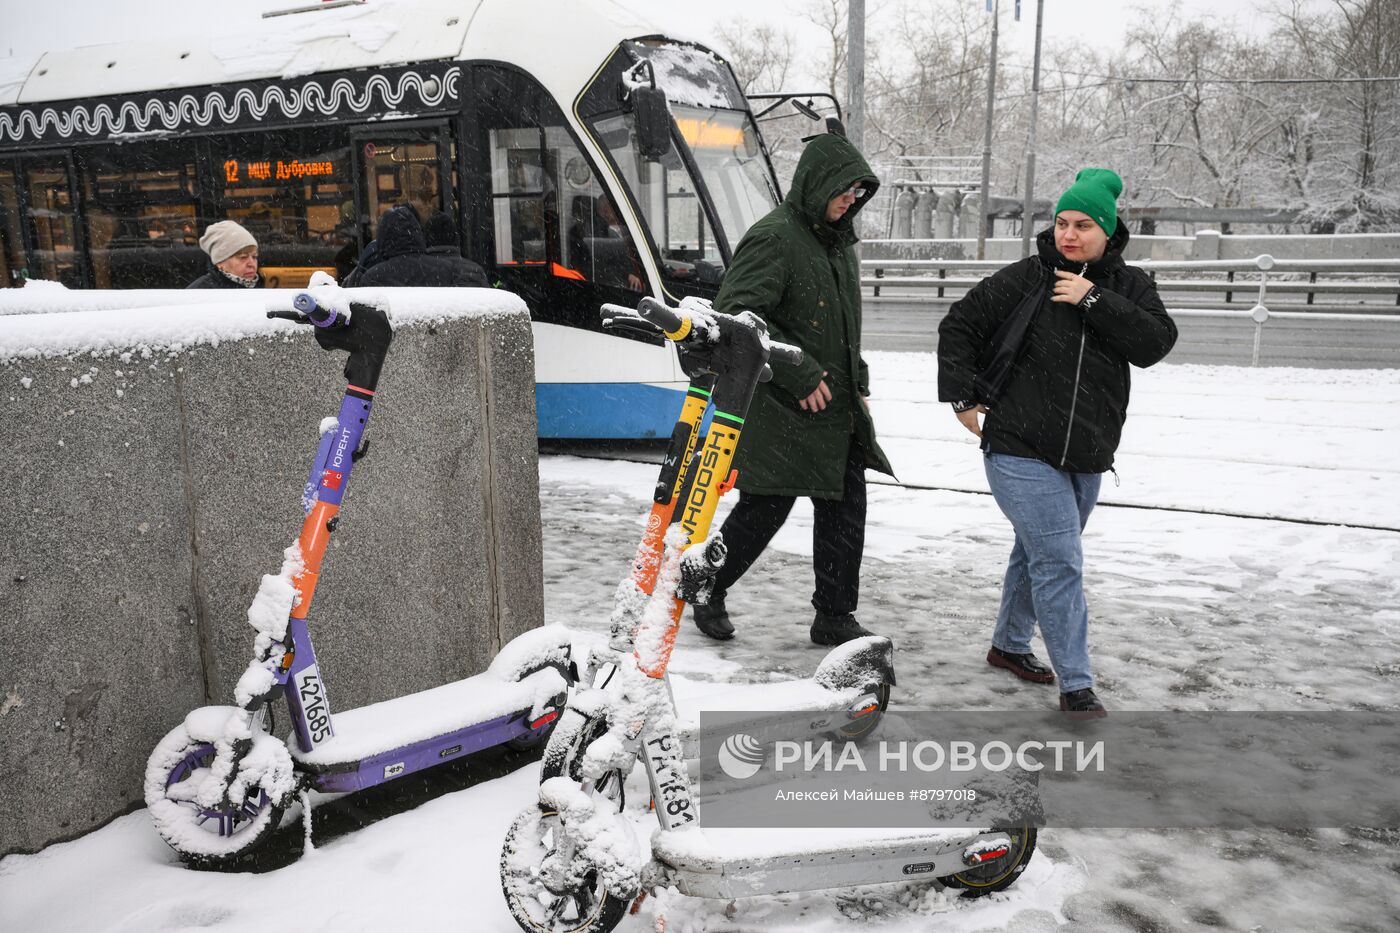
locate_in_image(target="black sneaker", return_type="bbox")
[810,612,876,646]
[693,597,734,641]
[986,646,1056,684]
[1059,687,1107,720]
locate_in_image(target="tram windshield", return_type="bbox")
[584,43,779,287]
[590,105,776,285]
[672,106,778,257]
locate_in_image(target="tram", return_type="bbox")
[0,0,786,438]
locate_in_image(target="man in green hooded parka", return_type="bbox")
[693,131,894,646]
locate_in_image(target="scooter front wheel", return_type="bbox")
[541,710,626,813]
[144,707,294,870]
[938,826,1038,897]
[500,805,629,933]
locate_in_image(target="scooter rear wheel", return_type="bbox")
[500,805,629,933]
[938,826,1038,897]
[144,712,292,870]
[833,682,891,743]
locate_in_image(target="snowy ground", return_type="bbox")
[3,354,1398,931]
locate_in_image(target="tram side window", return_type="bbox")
[217,129,354,288]
[0,166,24,287]
[476,67,642,291]
[82,144,202,288]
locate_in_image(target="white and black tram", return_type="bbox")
[0,0,785,438]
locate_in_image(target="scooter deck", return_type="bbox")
[290,666,565,777]
[670,674,864,757]
[653,826,1007,899]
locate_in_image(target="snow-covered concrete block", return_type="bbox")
[0,286,543,855]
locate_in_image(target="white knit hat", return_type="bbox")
[199,220,257,265]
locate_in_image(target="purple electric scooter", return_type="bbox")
[144,290,573,869]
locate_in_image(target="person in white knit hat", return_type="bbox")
[186,220,263,289]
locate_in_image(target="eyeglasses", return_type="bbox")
[841,186,868,199]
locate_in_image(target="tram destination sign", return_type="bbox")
[223,158,337,185]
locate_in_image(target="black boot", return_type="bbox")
[810,612,875,646]
[693,596,734,641]
[1059,687,1107,720]
[987,646,1056,684]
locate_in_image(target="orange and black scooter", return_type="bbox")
[500,297,943,933]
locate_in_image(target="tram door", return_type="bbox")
[10,153,85,287]
[0,161,27,287]
[349,123,455,261]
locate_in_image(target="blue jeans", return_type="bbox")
[983,453,1102,693]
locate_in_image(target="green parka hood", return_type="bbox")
[714,131,892,498]
[785,133,879,247]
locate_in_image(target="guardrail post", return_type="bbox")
[874,266,883,297]
[1226,270,1235,304]
[1250,254,1275,367]
[1308,270,1317,306]
[937,267,946,299]
[1250,303,1269,366]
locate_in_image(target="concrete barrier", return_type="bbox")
[0,287,543,856]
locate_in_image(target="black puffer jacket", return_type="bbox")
[937,225,1177,473]
[351,206,487,288]
[186,265,264,289]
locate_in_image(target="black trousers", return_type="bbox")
[712,441,868,617]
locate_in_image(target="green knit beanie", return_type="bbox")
[1055,168,1123,236]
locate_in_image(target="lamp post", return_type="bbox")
[847,0,865,154]
[1020,0,1045,258]
[977,0,1001,260]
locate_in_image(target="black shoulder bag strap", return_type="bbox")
[972,262,1051,406]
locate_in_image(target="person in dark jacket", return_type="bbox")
[937,168,1177,717]
[350,205,486,288]
[692,132,895,647]
[422,211,490,287]
[186,220,264,289]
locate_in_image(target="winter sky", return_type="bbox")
[0,0,1332,68]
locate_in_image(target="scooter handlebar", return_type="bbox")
[636,296,686,335]
[767,340,803,366]
[292,291,351,328]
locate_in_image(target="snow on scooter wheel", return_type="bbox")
[144,706,297,870]
[540,707,626,813]
[500,805,630,933]
[814,636,896,745]
[938,826,1038,897]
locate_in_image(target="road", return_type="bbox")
[863,299,1400,368]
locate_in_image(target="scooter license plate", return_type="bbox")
[644,731,698,830]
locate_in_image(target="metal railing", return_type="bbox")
[862,254,1400,365]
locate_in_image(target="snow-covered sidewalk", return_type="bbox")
[2,357,1397,932]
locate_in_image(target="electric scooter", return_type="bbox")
[145,286,573,869]
[498,297,1036,933]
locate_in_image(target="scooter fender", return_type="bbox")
[487,624,577,685]
[539,776,642,899]
[813,635,896,693]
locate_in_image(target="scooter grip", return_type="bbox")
[293,291,350,329]
[768,340,803,365]
[637,296,685,335]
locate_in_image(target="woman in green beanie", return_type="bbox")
[936,168,1178,717]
